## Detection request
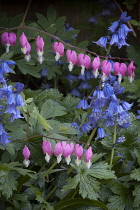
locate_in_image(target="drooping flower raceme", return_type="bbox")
[1,32,16,53]
[22,145,30,167]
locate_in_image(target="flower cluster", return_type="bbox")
[73,78,133,137]
[93,12,132,49]
[22,141,93,169]
[1,27,136,84]
[0,60,24,145]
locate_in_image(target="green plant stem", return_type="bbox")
[19,0,32,27]
[46,185,57,200]
[43,161,57,177]
[110,123,117,167]
[84,127,97,149]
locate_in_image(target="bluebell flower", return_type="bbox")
[77,98,90,109]
[113,81,125,94]
[0,123,11,145]
[15,82,24,94]
[93,36,108,49]
[121,24,132,36]
[66,74,78,84]
[108,21,119,33]
[120,11,131,23]
[96,127,107,139]
[116,135,126,144]
[121,101,133,111]
[40,68,48,77]
[88,16,98,24]
[103,83,114,97]
[1,62,13,74]
[78,81,92,89]
[10,109,24,122]
[15,94,24,107]
[110,33,119,45]
[117,111,131,127]
[104,113,115,127]
[71,88,82,97]
[136,110,140,119]
[81,122,92,133]
[70,122,80,132]
[41,83,50,90]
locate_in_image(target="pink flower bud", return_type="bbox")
[66,49,77,71]
[75,144,83,166]
[22,145,30,167]
[54,142,63,163]
[52,42,64,61]
[127,61,136,83]
[42,140,52,155]
[63,143,74,165]
[19,32,28,49]
[36,35,44,52]
[101,60,111,81]
[1,32,16,53]
[77,54,91,75]
[114,62,127,83]
[24,41,31,62]
[84,146,93,169]
[22,145,30,160]
[42,140,52,162]
[91,56,100,78]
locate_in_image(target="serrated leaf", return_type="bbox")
[88,162,116,179]
[47,66,62,80]
[47,5,56,22]
[16,59,41,78]
[133,185,140,207]
[130,168,140,181]
[38,114,52,130]
[40,99,67,119]
[107,195,125,210]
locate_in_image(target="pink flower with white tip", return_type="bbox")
[1,32,16,53]
[101,60,112,82]
[66,49,77,71]
[63,143,74,165]
[54,142,63,163]
[114,62,127,84]
[42,140,53,162]
[19,32,28,54]
[24,42,31,62]
[52,42,64,61]
[127,61,136,83]
[36,35,44,64]
[22,145,30,167]
[77,54,91,75]
[75,144,83,166]
[91,56,100,78]
[84,146,93,169]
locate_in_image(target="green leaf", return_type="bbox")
[16,59,41,78]
[130,19,139,26]
[107,195,125,210]
[47,5,56,23]
[56,16,66,30]
[46,66,62,80]
[87,162,116,179]
[5,143,15,156]
[133,185,140,207]
[38,114,52,130]
[130,168,140,181]
[40,99,67,119]
[0,52,13,60]
[53,198,108,210]
[36,13,48,29]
